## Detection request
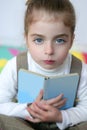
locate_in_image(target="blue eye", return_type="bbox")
[56,38,65,45]
[34,38,43,44]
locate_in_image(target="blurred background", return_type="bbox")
[0,0,87,73]
[0,0,87,47]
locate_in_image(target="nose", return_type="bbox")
[44,43,54,55]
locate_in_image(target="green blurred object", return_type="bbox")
[0,45,26,73]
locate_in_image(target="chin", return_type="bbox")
[43,65,56,70]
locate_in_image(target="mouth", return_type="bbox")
[43,60,55,65]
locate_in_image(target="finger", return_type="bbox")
[35,89,43,102]
[26,116,41,123]
[46,94,64,105]
[27,105,37,118]
[35,103,60,122]
[36,102,52,112]
[28,102,59,122]
[27,102,45,119]
[53,98,67,108]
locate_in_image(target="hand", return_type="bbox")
[31,91,66,109]
[26,89,44,117]
[26,101,62,123]
[46,94,67,109]
[28,90,66,110]
[26,91,65,123]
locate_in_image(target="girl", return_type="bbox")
[0,0,87,129]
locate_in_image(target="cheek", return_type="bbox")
[29,46,41,60]
[29,48,37,56]
[56,47,69,61]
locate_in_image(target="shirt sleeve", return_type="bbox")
[0,57,30,119]
[56,62,87,130]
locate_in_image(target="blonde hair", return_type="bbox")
[24,0,76,35]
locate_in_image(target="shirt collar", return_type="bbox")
[28,52,71,77]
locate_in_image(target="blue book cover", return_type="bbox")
[17,69,79,110]
[43,74,79,110]
[18,69,46,103]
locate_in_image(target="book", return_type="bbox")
[17,69,79,110]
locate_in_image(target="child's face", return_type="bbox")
[26,11,74,70]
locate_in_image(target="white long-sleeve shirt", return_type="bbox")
[0,52,87,130]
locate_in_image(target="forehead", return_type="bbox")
[30,9,65,23]
[28,11,72,38]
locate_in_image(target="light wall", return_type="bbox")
[70,0,87,45]
[0,0,87,46]
[0,0,25,46]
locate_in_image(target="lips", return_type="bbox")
[44,60,55,65]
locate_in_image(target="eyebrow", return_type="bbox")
[30,34,45,38]
[30,33,69,39]
[53,34,69,39]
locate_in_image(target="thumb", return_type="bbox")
[36,89,44,102]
